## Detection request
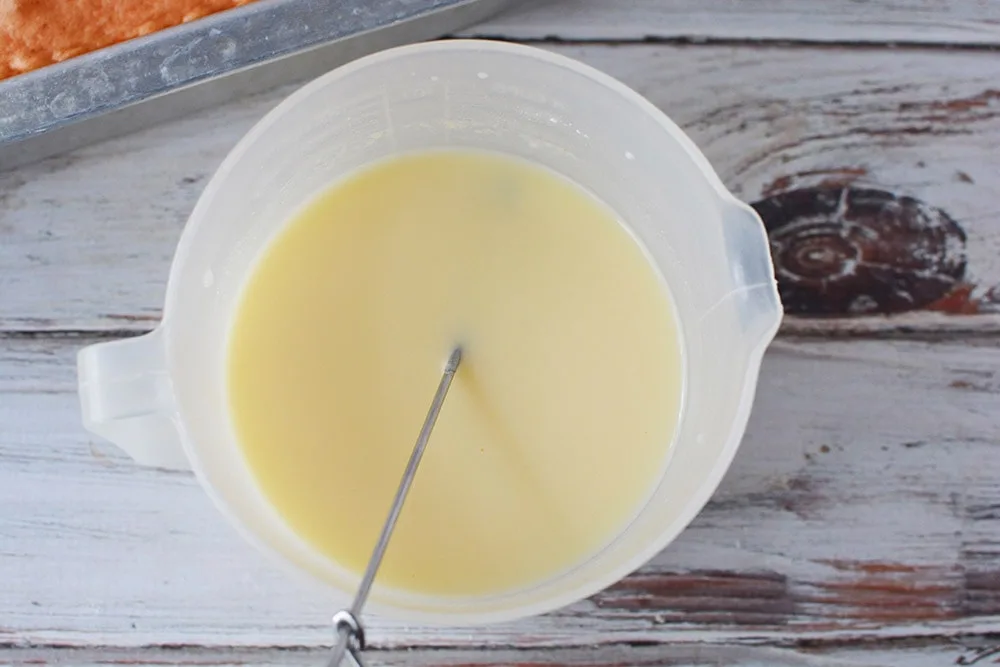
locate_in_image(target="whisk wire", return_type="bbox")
[325,346,463,667]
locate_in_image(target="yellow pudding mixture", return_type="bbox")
[226,151,682,596]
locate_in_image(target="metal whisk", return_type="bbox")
[325,346,463,667]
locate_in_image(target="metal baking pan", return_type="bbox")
[0,0,513,171]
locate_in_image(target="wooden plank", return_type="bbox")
[462,0,1000,46]
[3,642,996,667]
[2,44,999,334]
[2,335,997,647]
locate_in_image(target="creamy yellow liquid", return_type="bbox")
[227,151,682,597]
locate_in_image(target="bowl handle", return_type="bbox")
[77,328,191,470]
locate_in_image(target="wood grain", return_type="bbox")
[5,641,1000,667]
[2,335,997,648]
[2,44,999,333]
[463,0,1000,46]
[4,5,1000,663]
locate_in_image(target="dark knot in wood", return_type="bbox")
[751,186,967,315]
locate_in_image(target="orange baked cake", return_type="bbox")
[1,0,257,81]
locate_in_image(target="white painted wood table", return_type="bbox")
[2,2,1000,666]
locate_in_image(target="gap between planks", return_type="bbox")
[3,327,1000,342]
[462,35,1000,52]
[4,638,1000,667]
